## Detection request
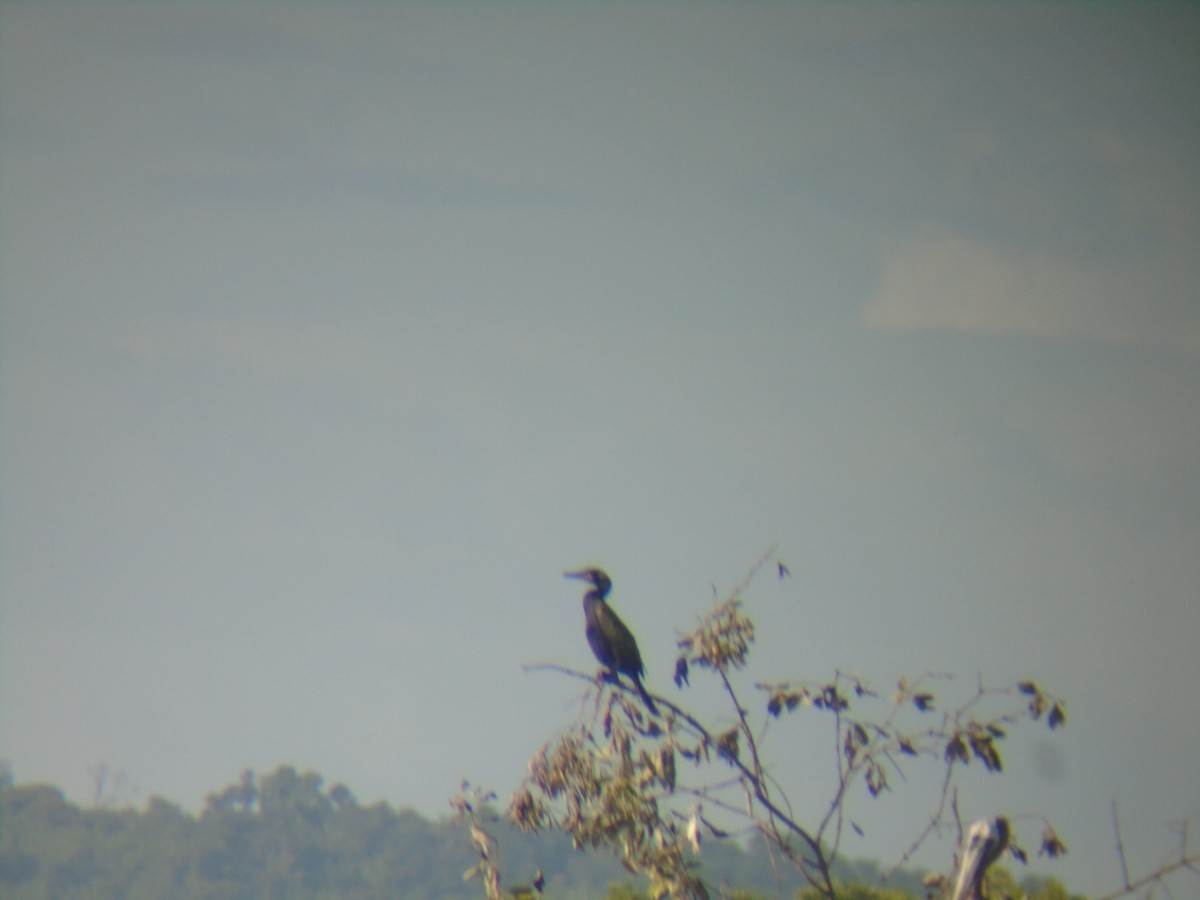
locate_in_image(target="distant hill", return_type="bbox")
[0,764,935,898]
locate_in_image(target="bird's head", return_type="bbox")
[952,816,1009,900]
[564,567,612,597]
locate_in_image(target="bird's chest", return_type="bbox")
[583,601,618,665]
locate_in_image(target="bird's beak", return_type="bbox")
[563,570,586,580]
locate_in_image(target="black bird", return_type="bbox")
[564,568,659,716]
[952,816,1009,900]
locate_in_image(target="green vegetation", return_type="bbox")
[0,764,991,899]
[0,762,1086,898]
[0,766,493,900]
[0,765,587,899]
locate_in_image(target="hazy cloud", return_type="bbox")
[862,224,1200,355]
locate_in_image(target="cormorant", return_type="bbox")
[564,568,659,716]
[952,816,1009,900]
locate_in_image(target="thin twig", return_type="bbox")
[880,764,957,883]
[1113,799,1131,890]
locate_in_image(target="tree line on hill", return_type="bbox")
[0,764,1074,899]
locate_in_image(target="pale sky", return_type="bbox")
[2,3,1198,896]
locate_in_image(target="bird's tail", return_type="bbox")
[634,676,660,717]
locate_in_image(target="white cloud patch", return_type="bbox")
[862,224,1200,355]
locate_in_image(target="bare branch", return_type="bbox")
[1095,808,1200,900]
